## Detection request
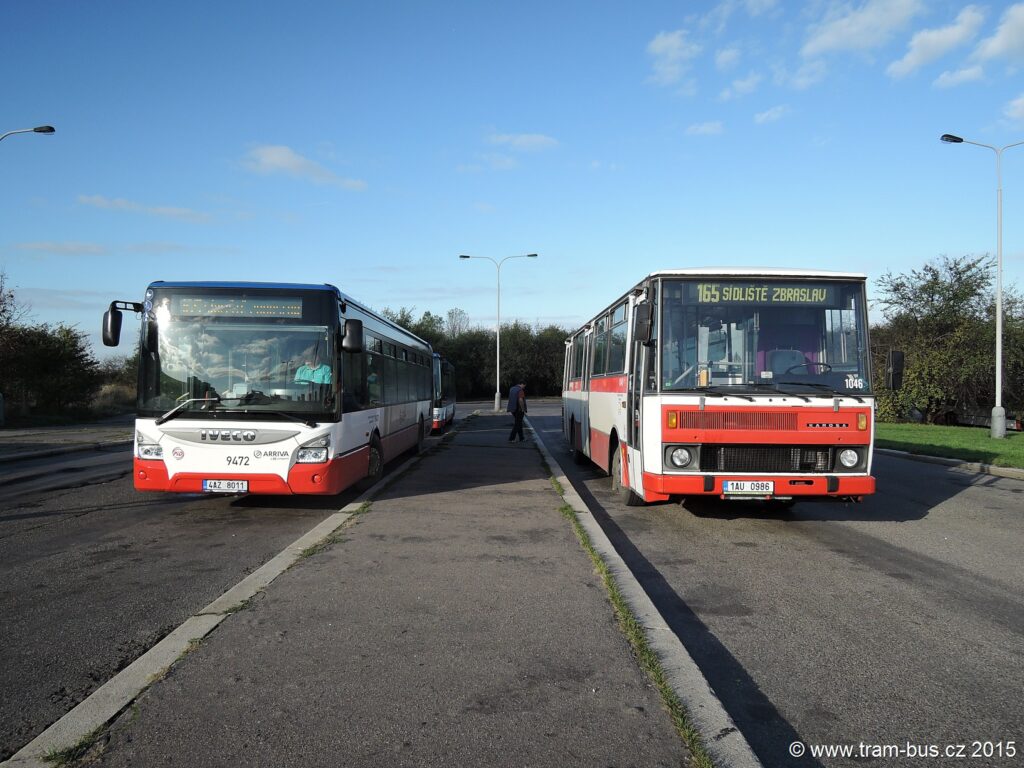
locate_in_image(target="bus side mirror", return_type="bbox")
[342,318,364,353]
[102,305,123,347]
[886,350,905,391]
[634,303,653,345]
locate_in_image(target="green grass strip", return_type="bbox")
[876,422,1024,469]
[44,725,106,766]
[556,501,715,768]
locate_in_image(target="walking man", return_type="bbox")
[506,381,527,442]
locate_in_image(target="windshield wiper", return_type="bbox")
[155,396,221,426]
[746,382,810,402]
[676,385,754,401]
[775,381,865,403]
[229,409,319,427]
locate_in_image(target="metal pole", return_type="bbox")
[941,135,1023,438]
[994,148,1004,438]
[495,260,502,412]
[458,253,538,412]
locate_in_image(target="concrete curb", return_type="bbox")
[526,417,763,768]
[876,447,1024,481]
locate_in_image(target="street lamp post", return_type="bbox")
[459,253,538,412]
[0,125,55,143]
[941,133,1024,439]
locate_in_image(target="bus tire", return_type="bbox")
[416,416,425,453]
[357,434,383,491]
[610,443,644,506]
[570,421,587,465]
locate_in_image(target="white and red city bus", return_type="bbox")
[562,269,876,506]
[102,281,433,495]
[431,353,456,432]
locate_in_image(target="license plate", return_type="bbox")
[202,479,249,493]
[722,480,774,495]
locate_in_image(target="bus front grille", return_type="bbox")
[702,445,833,473]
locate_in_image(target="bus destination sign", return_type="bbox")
[694,282,837,306]
[171,296,304,319]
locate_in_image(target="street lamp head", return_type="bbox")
[940,133,963,144]
[458,254,471,259]
[33,126,55,134]
[526,253,538,258]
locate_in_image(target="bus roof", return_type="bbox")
[645,268,867,280]
[147,281,341,293]
[146,281,431,349]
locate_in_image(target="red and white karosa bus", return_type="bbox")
[103,282,433,495]
[562,269,877,505]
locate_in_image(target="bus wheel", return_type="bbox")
[416,417,426,453]
[357,434,383,490]
[570,422,586,465]
[610,444,644,506]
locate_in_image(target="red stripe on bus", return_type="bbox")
[642,472,875,497]
[589,428,611,472]
[587,375,627,393]
[134,449,371,495]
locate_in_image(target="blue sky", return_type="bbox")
[2,0,1023,357]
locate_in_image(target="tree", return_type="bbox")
[445,308,470,339]
[0,268,31,330]
[871,255,1024,422]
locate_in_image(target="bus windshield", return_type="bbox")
[660,278,871,395]
[139,290,338,420]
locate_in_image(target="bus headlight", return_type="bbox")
[838,449,859,468]
[669,447,692,468]
[137,443,163,460]
[296,435,330,464]
[297,448,328,463]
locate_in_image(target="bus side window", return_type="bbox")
[343,351,368,412]
[367,353,383,406]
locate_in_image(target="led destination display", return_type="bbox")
[170,296,304,319]
[693,282,837,306]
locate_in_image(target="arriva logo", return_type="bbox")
[200,430,257,442]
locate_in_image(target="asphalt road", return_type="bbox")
[0,409,480,762]
[530,403,1024,768]
[5,401,1021,767]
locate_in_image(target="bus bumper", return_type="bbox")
[642,472,875,500]
[134,449,369,495]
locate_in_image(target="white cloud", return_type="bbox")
[716,46,742,71]
[686,121,724,135]
[487,133,558,151]
[754,105,788,123]
[1006,94,1024,123]
[802,0,924,58]
[647,29,702,86]
[789,59,828,89]
[77,194,210,223]
[745,0,777,15]
[975,3,1024,61]
[242,145,366,190]
[887,5,985,78]
[14,241,108,256]
[933,65,984,88]
[720,71,762,100]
